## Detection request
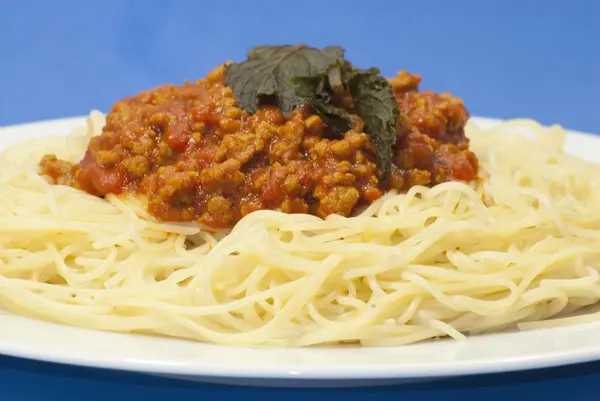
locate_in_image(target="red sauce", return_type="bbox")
[40,66,478,228]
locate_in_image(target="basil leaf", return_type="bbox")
[349,68,398,179]
[295,64,399,178]
[225,45,345,114]
[224,45,400,179]
[291,70,353,137]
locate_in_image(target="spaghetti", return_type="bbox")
[1,111,600,346]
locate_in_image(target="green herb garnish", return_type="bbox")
[290,62,354,138]
[348,67,399,179]
[224,45,399,178]
[225,45,345,114]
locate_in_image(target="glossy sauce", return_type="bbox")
[40,66,478,228]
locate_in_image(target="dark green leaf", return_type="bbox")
[225,45,345,114]
[224,45,400,179]
[291,70,353,137]
[348,68,399,179]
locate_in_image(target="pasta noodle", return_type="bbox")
[1,111,600,346]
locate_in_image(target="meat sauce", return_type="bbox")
[40,65,478,228]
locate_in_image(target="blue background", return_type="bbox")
[1,0,600,399]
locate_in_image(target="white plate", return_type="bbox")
[2,116,600,388]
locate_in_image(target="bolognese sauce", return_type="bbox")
[40,64,478,228]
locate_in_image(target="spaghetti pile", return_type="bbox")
[1,112,600,346]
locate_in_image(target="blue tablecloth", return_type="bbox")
[1,1,600,399]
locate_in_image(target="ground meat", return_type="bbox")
[389,71,422,95]
[40,66,479,228]
[400,91,470,144]
[39,155,77,186]
[389,71,477,189]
